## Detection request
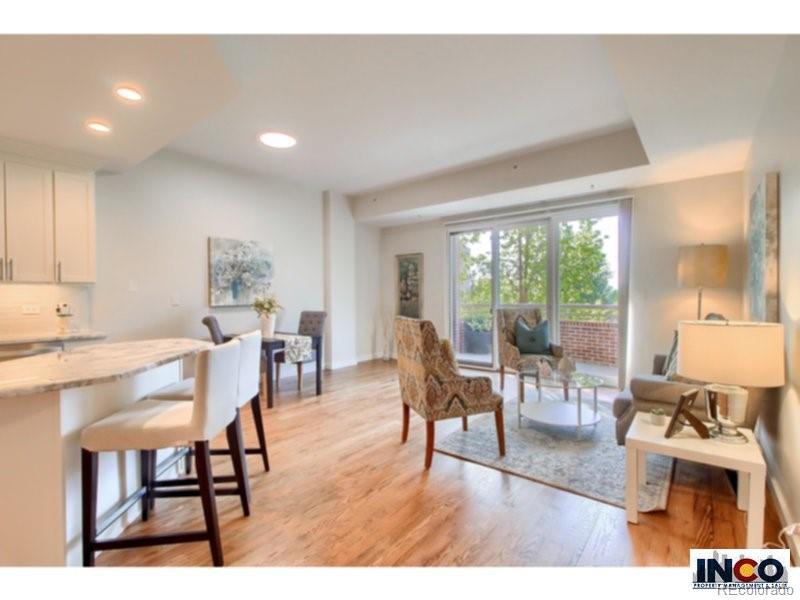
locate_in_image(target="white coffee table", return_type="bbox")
[516,370,603,438]
[625,412,766,548]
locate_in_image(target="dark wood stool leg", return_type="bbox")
[425,421,435,469]
[462,416,468,431]
[250,395,270,472]
[195,441,223,567]
[226,411,251,517]
[500,365,505,390]
[139,450,151,521]
[148,450,156,511]
[81,449,98,567]
[401,403,410,443]
[185,447,193,475]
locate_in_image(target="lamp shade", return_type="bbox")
[678,244,728,288]
[677,320,785,387]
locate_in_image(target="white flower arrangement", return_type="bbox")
[252,289,282,316]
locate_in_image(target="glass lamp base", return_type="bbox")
[709,423,748,444]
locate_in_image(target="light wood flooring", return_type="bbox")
[99,359,781,567]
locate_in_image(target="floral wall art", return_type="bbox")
[396,253,423,318]
[746,172,779,322]
[208,237,274,307]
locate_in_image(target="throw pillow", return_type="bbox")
[515,317,550,355]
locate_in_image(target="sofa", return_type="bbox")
[613,354,764,444]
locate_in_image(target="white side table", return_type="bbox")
[625,413,766,548]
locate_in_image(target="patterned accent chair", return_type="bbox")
[275,311,327,391]
[496,307,564,391]
[394,316,505,469]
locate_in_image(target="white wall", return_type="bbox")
[379,220,448,354]
[322,191,358,369]
[376,172,746,379]
[628,172,745,377]
[355,224,381,361]
[94,150,325,362]
[744,37,800,542]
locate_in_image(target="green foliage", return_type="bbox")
[463,311,492,332]
[456,219,617,323]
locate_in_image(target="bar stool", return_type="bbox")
[80,339,241,567]
[148,327,269,473]
[144,331,261,515]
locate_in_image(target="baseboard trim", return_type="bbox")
[767,472,800,564]
[357,353,381,363]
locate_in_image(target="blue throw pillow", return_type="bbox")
[515,317,550,355]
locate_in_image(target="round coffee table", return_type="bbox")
[516,370,604,438]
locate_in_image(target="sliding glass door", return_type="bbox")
[557,213,619,386]
[448,203,622,385]
[451,229,494,366]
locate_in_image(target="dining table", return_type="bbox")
[225,332,322,408]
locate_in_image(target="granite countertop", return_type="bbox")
[0,330,108,346]
[0,338,212,399]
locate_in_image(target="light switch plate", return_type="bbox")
[22,304,41,315]
[170,293,181,307]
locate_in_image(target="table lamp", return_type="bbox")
[677,320,784,443]
[678,244,728,319]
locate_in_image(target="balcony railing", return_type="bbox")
[452,303,619,367]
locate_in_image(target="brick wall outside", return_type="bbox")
[559,320,618,366]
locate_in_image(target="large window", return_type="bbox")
[448,203,623,384]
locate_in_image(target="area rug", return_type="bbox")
[435,397,674,512]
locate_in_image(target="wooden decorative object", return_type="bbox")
[664,388,710,439]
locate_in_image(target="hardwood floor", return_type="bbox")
[98,360,781,567]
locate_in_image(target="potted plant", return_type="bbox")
[252,290,282,338]
[650,408,666,426]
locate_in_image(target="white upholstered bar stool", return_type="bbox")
[80,339,241,567]
[148,330,268,475]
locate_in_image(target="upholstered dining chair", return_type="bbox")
[275,310,327,391]
[394,316,505,469]
[496,307,563,391]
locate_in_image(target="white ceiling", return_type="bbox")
[0,34,789,224]
[170,35,632,193]
[0,36,236,171]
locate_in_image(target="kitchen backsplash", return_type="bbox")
[0,285,92,335]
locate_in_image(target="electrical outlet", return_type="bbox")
[21,304,41,315]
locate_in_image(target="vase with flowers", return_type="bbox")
[252,290,282,338]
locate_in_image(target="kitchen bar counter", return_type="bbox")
[0,338,211,398]
[0,337,210,566]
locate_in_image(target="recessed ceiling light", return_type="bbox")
[259,132,297,149]
[86,120,112,134]
[114,85,143,102]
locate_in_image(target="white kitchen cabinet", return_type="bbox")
[54,171,95,283]
[4,161,54,283]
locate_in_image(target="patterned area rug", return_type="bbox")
[436,397,674,512]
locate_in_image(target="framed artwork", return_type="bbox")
[208,237,274,307]
[396,253,423,318]
[746,172,779,322]
[664,389,708,439]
